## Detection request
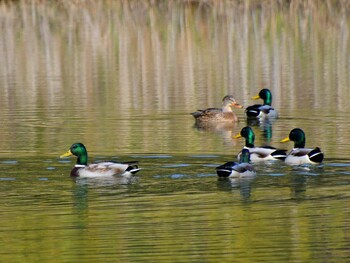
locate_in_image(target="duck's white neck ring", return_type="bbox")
[74,164,86,168]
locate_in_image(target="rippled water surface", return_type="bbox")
[0,1,350,262]
[0,156,349,262]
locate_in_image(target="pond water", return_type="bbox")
[0,1,350,262]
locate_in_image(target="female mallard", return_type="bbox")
[60,143,140,177]
[234,126,287,162]
[245,89,278,119]
[216,149,256,178]
[191,95,243,123]
[280,128,324,165]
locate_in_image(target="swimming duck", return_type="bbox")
[191,95,243,123]
[216,149,256,178]
[245,89,278,119]
[60,143,141,177]
[280,128,324,165]
[234,126,287,162]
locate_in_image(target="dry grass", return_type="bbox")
[0,0,349,152]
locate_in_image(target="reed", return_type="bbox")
[0,0,349,154]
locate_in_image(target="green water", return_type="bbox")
[0,156,349,262]
[0,1,349,262]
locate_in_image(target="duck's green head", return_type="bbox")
[60,143,88,165]
[280,128,306,148]
[252,88,272,106]
[234,126,255,148]
[240,148,251,163]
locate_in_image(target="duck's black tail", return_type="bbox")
[308,147,324,163]
[124,161,141,175]
[271,149,288,161]
[216,162,237,177]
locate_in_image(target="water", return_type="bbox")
[0,156,349,262]
[0,1,350,262]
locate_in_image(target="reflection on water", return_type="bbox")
[0,0,350,156]
[0,1,350,262]
[217,176,255,201]
[0,156,349,262]
[246,118,275,144]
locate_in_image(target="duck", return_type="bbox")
[280,128,324,165]
[234,126,287,162]
[60,143,141,177]
[191,95,243,123]
[245,89,278,119]
[216,149,256,178]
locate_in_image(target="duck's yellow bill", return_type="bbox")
[60,150,73,158]
[233,133,242,139]
[280,137,290,143]
[251,95,260,100]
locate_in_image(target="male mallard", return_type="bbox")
[60,143,140,177]
[191,95,243,123]
[280,128,324,165]
[245,89,278,119]
[234,126,287,162]
[216,149,256,178]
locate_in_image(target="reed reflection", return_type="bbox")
[0,1,349,156]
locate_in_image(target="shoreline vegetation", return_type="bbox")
[1,0,348,100]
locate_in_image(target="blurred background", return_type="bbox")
[0,0,349,157]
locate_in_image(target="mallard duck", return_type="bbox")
[234,126,287,162]
[216,149,256,178]
[191,95,243,123]
[245,89,278,119]
[280,128,324,165]
[60,143,141,177]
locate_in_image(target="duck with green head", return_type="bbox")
[234,126,287,162]
[191,95,243,123]
[280,128,324,165]
[216,148,256,178]
[60,143,140,177]
[245,89,278,119]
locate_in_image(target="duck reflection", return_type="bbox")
[246,117,275,144]
[289,174,307,200]
[193,121,239,146]
[72,175,138,187]
[71,176,138,214]
[216,177,255,201]
[288,165,324,200]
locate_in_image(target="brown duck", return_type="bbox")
[191,95,243,123]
